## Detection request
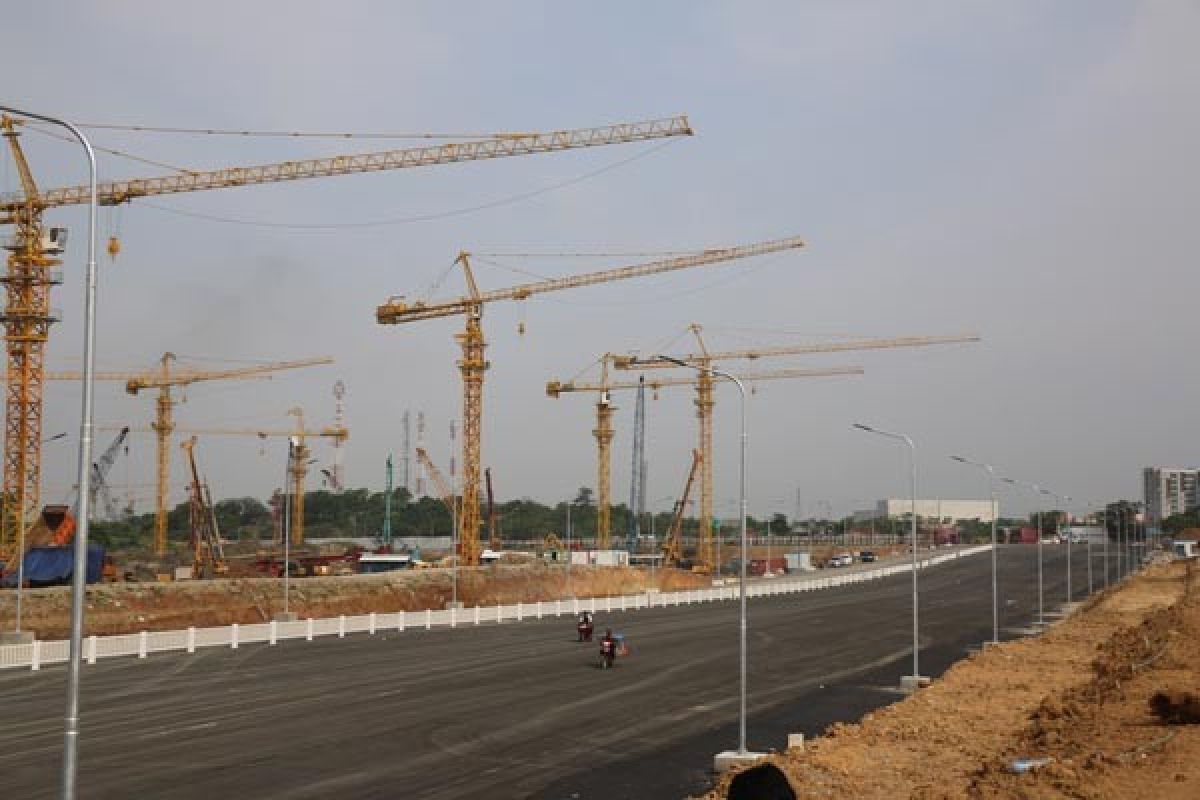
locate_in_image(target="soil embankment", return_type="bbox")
[0,564,710,639]
[705,559,1200,800]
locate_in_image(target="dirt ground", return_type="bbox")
[707,558,1200,800]
[0,564,710,639]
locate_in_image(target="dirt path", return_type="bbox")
[705,559,1200,800]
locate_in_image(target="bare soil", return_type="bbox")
[0,564,710,639]
[704,559,1200,800]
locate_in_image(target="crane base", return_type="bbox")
[714,750,767,773]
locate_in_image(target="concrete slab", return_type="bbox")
[0,631,35,645]
[900,674,931,693]
[786,733,805,751]
[714,750,768,773]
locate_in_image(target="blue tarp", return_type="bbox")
[1,544,104,587]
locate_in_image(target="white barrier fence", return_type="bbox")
[0,546,990,672]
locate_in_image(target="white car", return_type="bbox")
[828,553,853,568]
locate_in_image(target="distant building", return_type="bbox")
[854,498,997,523]
[1143,467,1200,534]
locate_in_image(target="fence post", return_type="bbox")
[426,609,432,630]
[451,607,457,628]
[187,626,196,654]
[369,612,377,635]
[474,606,481,626]
[537,601,543,620]
[31,639,41,671]
[398,610,406,633]
[590,597,596,614]
[338,615,346,638]
[306,618,314,641]
[139,630,149,658]
[573,597,579,615]
[86,635,97,665]
[231,624,239,650]
[517,602,523,622]
[269,620,278,646]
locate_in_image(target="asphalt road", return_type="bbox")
[0,545,1122,799]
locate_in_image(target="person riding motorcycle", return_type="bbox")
[599,628,617,668]
[576,611,594,642]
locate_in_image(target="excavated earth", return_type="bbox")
[705,558,1200,800]
[0,564,709,639]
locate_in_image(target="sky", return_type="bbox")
[2,1,1197,521]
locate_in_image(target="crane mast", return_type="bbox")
[180,436,227,579]
[378,235,806,565]
[0,112,690,562]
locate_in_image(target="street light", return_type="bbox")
[950,455,999,645]
[1044,491,1073,605]
[1000,476,1046,628]
[0,104,99,800]
[854,423,924,689]
[649,354,753,758]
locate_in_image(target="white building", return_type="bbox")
[855,498,997,523]
[1144,467,1200,534]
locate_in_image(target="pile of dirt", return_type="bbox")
[701,560,1200,800]
[0,564,711,639]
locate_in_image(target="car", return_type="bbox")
[828,553,853,568]
[859,551,877,563]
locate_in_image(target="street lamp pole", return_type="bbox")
[0,104,100,800]
[951,456,999,645]
[856,423,922,686]
[656,355,751,755]
[1055,493,1073,605]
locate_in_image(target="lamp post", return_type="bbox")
[855,423,923,688]
[1052,492,1073,605]
[1001,477,1046,628]
[652,355,753,758]
[283,438,295,617]
[565,498,573,598]
[950,455,999,645]
[0,104,99,800]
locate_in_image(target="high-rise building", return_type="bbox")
[1143,467,1200,533]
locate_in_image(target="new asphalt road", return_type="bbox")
[0,545,1121,799]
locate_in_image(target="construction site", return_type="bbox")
[2,4,1196,800]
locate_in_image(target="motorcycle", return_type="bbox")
[577,618,594,642]
[599,637,616,669]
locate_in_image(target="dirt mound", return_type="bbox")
[699,560,1200,800]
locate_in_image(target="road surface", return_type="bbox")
[0,545,1119,799]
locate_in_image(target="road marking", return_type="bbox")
[138,721,218,740]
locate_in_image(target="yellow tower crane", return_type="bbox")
[376,235,807,565]
[0,113,692,560]
[614,327,981,571]
[546,359,864,548]
[23,355,333,555]
[111,412,347,547]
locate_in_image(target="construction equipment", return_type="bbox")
[108,410,347,548]
[547,361,864,553]
[485,466,500,551]
[0,113,691,562]
[378,235,806,564]
[88,426,131,522]
[382,454,394,548]
[662,450,703,568]
[614,327,980,571]
[628,376,646,550]
[415,447,456,517]
[180,436,227,579]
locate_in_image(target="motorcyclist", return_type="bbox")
[576,611,593,641]
[600,628,617,668]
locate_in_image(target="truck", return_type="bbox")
[1017,527,1039,544]
[747,558,789,577]
[1,543,106,588]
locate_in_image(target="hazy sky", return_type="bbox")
[4,1,1196,521]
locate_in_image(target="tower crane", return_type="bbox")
[614,327,980,571]
[546,359,864,549]
[110,412,347,547]
[377,235,806,565]
[0,113,691,560]
[22,354,332,555]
